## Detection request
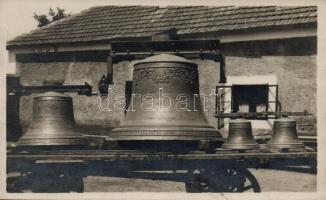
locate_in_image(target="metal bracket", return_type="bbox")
[8,81,93,96]
[100,39,226,96]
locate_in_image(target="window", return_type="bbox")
[231,84,269,114]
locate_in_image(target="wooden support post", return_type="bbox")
[216,86,226,129]
[275,85,281,118]
[6,75,22,142]
[216,55,226,129]
[219,55,226,83]
[125,81,133,114]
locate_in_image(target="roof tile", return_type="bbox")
[7,6,317,46]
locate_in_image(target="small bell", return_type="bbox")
[266,118,305,151]
[222,119,259,150]
[18,91,86,147]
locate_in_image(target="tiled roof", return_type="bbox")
[7,6,317,47]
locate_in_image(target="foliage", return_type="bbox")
[33,7,70,27]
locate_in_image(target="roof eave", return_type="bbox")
[6,23,317,53]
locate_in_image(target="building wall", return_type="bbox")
[226,56,316,114]
[17,54,316,135]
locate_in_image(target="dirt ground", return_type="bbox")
[83,169,316,192]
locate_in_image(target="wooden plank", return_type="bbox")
[35,159,85,164]
[7,150,316,162]
[111,52,223,63]
[111,40,220,54]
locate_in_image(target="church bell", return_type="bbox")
[266,118,305,150]
[18,91,86,147]
[222,119,259,150]
[111,54,222,147]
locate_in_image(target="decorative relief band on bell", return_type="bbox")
[133,68,197,86]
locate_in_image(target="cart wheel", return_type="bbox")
[185,168,260,193]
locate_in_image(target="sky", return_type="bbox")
[0,0,126,74]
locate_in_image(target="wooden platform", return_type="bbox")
[7,147,316,162]
[6,146,317,193]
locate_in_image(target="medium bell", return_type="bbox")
[111,54,222,148]
[222,119,259,150]
[266,118,305,150]
[18,92,86,147]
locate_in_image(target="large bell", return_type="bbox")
[266,118,305,150]
[18,91,86,146]
[222,119,259,150]
[111,54,222,147]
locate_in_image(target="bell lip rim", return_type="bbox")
[18,135,86,139]
[109,131,221,134]
[112,126,219,132]
[266,142,304,146]
[221,143,260,150]
[108,129,223,141]
[264,144,306,150]
[112,126,218,129]
[108,137,224,141]
[16,144,87,146]
[110,130,221,135]
[17,137,87,145]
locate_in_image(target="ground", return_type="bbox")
[82,169,316,192]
